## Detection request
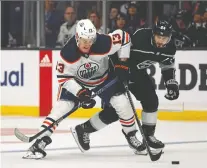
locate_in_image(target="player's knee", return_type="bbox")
[142,94,159,112]
[110,94,134,118]
[49,100,75,119]
[110,94,128,110]
[99,106,119,124]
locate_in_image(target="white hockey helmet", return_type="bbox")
[75,19,97,45]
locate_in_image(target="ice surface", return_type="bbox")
[1,117,207,168]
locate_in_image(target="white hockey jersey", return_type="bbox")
[56,29,131,96]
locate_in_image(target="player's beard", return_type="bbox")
[156,43,164,48]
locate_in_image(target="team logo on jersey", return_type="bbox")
[77,62,99,79]
[137,60,157,69]
[79,22,84,27]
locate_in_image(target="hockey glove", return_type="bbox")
[77,88,96,109]
[114,61,129,84]
[82,99,96,109]
[164,79,179,100]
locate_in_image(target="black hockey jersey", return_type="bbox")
[129,28,176,75]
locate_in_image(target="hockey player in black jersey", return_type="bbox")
[71,19,179,155]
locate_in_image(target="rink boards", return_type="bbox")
[1,50,207,120]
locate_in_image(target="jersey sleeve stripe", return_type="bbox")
[126,32,129,43]
[57,75,74,79]
[90,70,108,80]
[131,49,154,54]
[161,53,174,57]
[58,78,72,84]
[76,74,108,86]
[121,32,130,46]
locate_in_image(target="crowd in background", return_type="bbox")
[1,1,207,49]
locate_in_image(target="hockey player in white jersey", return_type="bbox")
[23,19,145,159]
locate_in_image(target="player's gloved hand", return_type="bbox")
[82,99,96,109]
[77,88,96,109]
[164,79,179,100]
[114,61,130,84]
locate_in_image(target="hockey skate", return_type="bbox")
[23,136,52,159]
[70,125,90,152]
[146,135,165,154]
[122,130,147,155]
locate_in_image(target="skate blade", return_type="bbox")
[22,152,44,160]
[150,147,164,154]
[134,148,164,155]
[134,150,148,155]
[70,127,86,153]
[22,156,43,160]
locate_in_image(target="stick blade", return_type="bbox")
[14,128,30,143]
[150,150,162,161]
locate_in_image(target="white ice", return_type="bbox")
[1,117,207,168]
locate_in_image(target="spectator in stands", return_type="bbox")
[200,12,207,46]
[120,2,128,15]
[195,1,207,15]
[172,10,189,35]
[108,6,119,30]
[45,1,63,48]
[88,10,109,34]
[109,13,128,33]
[8,1,23,47]
[126,2,146,35]
[192,1,207,46]
[187,13,207,47]
[164,10,191,48]
[162,1,178,18]
[56,6,78,46]
[116,13,127,30]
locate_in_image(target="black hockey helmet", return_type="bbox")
[153,19,173,37]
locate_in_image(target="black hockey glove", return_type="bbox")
[164,79,179,100]
[76,88,96,109]
[114,61,129,84]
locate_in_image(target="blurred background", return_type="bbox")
[1,0,207,49]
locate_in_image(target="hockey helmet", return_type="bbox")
[75,19,97,45]
[153,19,173,37]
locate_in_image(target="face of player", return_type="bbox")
[154,34,170,48]
[78,38,94,53]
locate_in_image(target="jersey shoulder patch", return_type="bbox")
[90,33,112,55]
[60,36,80,63]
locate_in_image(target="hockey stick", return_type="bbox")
[123,83,162,162]
[14,77,118,143]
